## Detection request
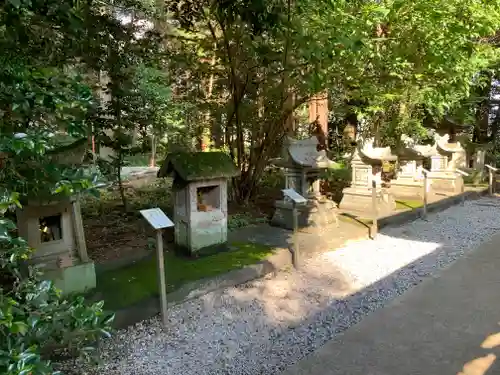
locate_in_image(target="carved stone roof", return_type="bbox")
[272,136,334,169]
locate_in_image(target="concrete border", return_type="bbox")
[108,188,489,329]
[378,188,488,229]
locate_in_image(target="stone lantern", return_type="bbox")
[339,138,397,215]
[270,136,338,229]
[15,136,95,295]
[157,152,239,255]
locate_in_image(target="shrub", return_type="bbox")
[320,163,351,203]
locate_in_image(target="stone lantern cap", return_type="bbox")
[398,134,435,158]
[358,138,398,162]
[157,152,240,182]
[435,133,465,154]
[271,136,335,169]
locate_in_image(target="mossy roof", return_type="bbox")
[157,152,239,181]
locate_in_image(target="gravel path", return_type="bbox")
[70,196,500,375]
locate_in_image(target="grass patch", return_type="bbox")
[339,213,373,227]
[94,242,274,310]
[465,183,488,188]
[395,199,423,210]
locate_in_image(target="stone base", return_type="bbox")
[429,174,463,195]
[175,210,228,255]
[388,180,424,199]
[271,198,338,230]
[44,261,96,295]
[339,187,396,216]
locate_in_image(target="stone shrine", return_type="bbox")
[157,152,239,255]
[270,136,337,229]
[15,135,95,295]
[339,138,397,215]
[427,133,466,194]
[389,136,435,199]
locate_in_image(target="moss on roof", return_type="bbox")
[158,151,240,181]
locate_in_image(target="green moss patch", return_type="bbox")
[395,199,423,210]
[158,151,240,181]
[94,242,274,310]
[339,213,373,227]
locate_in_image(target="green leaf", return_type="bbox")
[11,321,29,335]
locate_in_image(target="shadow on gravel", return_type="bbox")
[224,195,500,374]
[60,196,500,375]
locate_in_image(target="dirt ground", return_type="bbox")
[82,175,280,264]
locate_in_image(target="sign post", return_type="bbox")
[282,188,307,269]
[371,180,378,239]
[140,208,174,327]
[486,164,498,196]
[421,168,430,219]
[455,169,469,206]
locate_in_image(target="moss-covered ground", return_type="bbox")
[395,199,423,210]
[94,242,274,310]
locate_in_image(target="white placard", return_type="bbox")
[282,188,307,204]
[140,208,174,230]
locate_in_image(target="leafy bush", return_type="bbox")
[320,163,352,203]
[0,135,113,375]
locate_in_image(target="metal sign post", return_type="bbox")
[140,208,174,327]
[282,188,307,269]
[486,164,498,196]
[421,168,430,219]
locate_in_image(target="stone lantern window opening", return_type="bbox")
[196,185,221,212]
[39,214,63,243]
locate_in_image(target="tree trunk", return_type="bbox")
[309,91,328,149]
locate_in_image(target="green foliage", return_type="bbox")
[0,0,122,373]
[0,135,113,375]
[320,164,352,203]
[227,213,267,231]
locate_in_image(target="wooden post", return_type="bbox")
[371,180,378,239]
[140,208,173,328]
[486,165,498,196]
[422,170,428,219]
[292,201,300,268]
[455,169,469,206]
[156,229,168,327]
[490,169,493,196]
[71,199,89,262]
[461,180,465,206]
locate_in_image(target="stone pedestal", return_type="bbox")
[389,159,424,199]
[271,198,337,230]
[44,261,96,295]
[339,186,396,216]
[339,150,396,215]
[429,173,464,195]
[389,180,423,199]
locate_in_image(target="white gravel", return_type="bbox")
[69,196,500,375]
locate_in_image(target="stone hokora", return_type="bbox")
[339,138,397,216]
[15,135,96,295]
[157,151,239,255]
[270,136,338,230]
